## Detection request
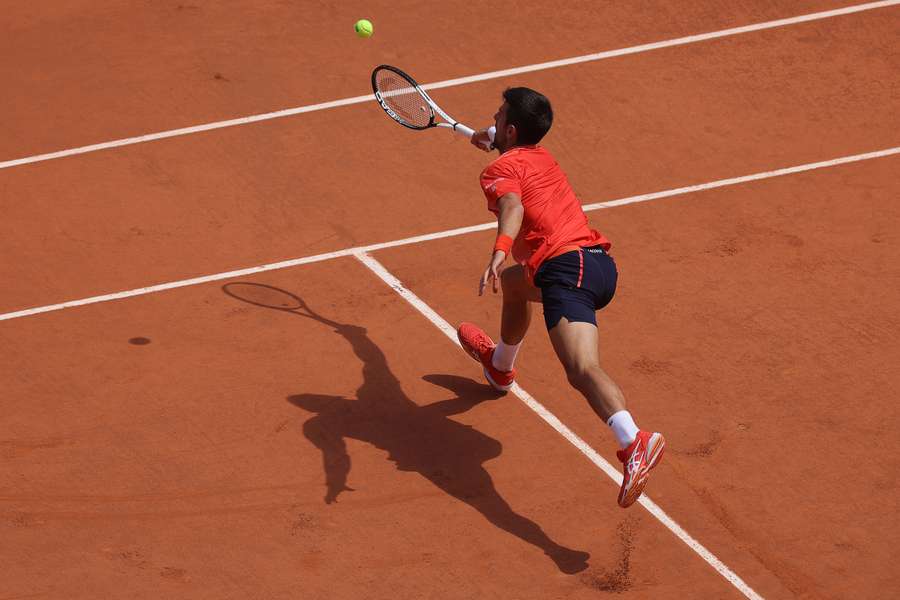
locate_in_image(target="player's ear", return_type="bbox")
[507,123,517,145]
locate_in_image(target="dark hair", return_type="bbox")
[502,87,553,145]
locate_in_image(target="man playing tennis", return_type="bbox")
[458,88,664,508]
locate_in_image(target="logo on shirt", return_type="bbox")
[484,177,505,194]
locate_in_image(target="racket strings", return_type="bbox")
[374,70,431,128]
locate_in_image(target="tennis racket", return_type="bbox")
[372,65,491,147]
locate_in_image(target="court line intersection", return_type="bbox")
[357,251,764,599]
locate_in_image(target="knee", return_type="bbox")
[564,364,595,391]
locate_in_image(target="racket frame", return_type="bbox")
[372,65,475,139]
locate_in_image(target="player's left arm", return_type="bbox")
[480,193,524,296]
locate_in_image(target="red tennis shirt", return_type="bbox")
[480,145,610,279]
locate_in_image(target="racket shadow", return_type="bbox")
[222,281,590,574]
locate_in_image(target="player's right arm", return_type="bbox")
[470,126,497,152]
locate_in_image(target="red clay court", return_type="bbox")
[2,2,898,598]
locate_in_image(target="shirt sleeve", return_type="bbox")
[479,159,521,214]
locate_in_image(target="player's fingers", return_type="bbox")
[483,265,497,295]
[488,267,499,293]
[471,131,492,151]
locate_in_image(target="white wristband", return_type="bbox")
[487,126,496,143]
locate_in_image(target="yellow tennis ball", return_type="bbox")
[354,19,373,38]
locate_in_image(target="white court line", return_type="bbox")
[354,251,765,600]
[1,145,897,323]
[1,0,897,170]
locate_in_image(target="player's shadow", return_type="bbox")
[222,282,589,574]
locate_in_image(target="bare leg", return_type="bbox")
[549,318,663,508]
[499,265,542,345]
[547,318,626,421]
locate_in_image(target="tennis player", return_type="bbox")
[458,88,664,508]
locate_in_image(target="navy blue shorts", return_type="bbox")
[534,246,617,330]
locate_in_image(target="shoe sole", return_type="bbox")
[618,433,666,508]
[483,366,513,392]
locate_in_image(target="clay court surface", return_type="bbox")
[2,2,899,598]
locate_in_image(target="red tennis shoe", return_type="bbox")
[456,323,515,392]
[616,431,665,508]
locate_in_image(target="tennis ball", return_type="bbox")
[354,19,373,38]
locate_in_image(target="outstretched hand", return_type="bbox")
[479,250,506,295]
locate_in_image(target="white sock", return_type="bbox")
[492,340,522,372]
[607,410,639,449]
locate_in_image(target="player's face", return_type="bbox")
[493,102,515,151]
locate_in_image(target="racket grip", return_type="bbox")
[453,123,476,139]
[461,125,495,150]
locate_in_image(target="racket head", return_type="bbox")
[371,65,435,130]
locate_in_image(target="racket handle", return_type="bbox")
[458,124,495,150]
[451,123,494,150]
[453,123,476,139]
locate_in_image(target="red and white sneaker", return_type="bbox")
[456,322,516,392]
[616,431,665,508]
